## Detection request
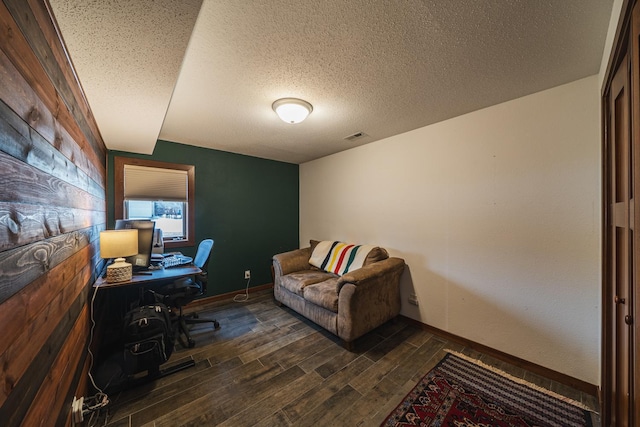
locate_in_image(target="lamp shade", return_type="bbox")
[272,98,313,124]
[99,229,138,259]
[100,229,139,283]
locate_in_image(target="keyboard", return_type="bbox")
[162,253,193,268]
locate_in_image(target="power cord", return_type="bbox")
[73,269,110,425]
[233,277,250,302]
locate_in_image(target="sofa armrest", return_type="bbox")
[273,247,312,277]
[336,257,405,343]
[338,257,405,286]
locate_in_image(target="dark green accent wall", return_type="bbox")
[107,140,299,296]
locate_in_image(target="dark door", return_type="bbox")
[606,52,633,427]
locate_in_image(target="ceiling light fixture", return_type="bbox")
[272,98,313,124]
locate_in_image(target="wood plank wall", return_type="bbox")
[0,0,107,425]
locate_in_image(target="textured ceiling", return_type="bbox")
[48,0,202,154]
[49,0,614,164]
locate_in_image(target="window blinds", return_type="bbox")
[124,165,188,201]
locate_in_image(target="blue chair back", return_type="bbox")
[194,239,214,271]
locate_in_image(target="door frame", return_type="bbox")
[601,0,640,424]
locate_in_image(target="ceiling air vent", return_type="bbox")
[344,131,367,141]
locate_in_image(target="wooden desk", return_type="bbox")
[94,265,201,289]
[92,264,202,391]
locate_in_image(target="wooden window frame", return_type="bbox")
[114,156,195,249]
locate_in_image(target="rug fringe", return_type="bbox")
[443,349,595,413]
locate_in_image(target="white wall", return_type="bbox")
[300,75,601,385]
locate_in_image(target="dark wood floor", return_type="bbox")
[92,289,600,426]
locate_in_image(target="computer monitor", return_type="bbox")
[115,219,155,271]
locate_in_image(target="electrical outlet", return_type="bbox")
[408,293,419,306]
[244,270,251,279]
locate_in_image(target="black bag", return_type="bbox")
[122,304,174,375]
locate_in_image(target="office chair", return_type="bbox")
[159,239,219,348]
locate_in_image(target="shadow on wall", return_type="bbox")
[398,263,420,317]
[395,257,595,383]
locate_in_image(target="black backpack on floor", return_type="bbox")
[122,304,174,375]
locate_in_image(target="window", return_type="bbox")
[126,200,184,239]
[114,157,195,248]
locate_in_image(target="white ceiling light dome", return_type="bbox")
[272,98,313,124]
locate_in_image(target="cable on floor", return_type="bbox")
[233,277,250,302]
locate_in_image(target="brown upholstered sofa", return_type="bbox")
[272,240,406,349]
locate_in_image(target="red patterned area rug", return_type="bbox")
[381,351,594,427]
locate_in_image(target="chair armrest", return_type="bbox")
[196,271,207,292]
[273,247,312,277]
[338,257,405,286]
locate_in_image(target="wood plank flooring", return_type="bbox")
[92,289,600,426]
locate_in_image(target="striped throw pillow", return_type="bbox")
[309,241,375,275]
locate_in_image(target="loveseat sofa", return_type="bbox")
[272,240,406,349]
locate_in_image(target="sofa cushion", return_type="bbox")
[303,278,340,312]
[309,241,378,275]
[280,270,337,296]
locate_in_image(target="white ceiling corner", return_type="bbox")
[49,0,203,154]
[49,0,615,164]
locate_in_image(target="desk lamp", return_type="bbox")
[100,229,138,283]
